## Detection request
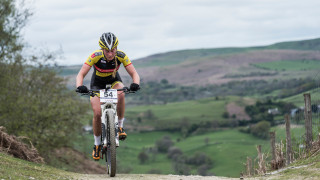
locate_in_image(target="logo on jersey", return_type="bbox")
[101,60,106,63]
[91,52,102,58]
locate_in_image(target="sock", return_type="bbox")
[118,118,125,128]
[94,135,101,146]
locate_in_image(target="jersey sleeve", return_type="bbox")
[117,50,132,67]
[85,50,102,66]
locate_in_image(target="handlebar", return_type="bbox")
[75,87,136,97]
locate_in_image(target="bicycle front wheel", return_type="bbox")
[105,112,117,177]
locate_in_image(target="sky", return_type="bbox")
[23,0,320,66]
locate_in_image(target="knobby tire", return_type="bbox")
[106,112,116,177]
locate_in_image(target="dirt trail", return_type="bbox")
[75,174,239,180]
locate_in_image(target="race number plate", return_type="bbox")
[100,89,118,103]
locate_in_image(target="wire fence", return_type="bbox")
[290,72,320,156]
[244,71,320,177]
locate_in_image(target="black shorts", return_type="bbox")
[90,72,123,90]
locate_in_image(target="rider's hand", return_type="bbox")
[76,85,89,93]
[130,83,140,92]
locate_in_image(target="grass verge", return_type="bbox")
[0,152,76,179]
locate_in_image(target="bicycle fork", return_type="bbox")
[101,106,119,149]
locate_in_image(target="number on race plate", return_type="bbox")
[100,89,118,103]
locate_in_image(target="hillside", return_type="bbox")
[1,149,319,179]
[61,37,320,88]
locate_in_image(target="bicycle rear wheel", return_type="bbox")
[105,112,117,177]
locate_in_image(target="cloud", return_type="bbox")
[24,0,320,65]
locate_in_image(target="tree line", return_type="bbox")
[0,0,88,156]
[126,77,318,106]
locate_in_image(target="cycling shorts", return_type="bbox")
[90,72,123,99]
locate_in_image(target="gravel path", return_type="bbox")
[75,174,239,180]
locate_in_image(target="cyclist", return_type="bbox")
[76,32,140,160]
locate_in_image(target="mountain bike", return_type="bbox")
[76,85,135,177]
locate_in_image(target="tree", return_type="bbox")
[222,112,229,118]
[186,152,213,167]
[0,0,88,155]
[160,79,169,85]
[167,146,183,159]
[0,0,31,62]
[155,136,174,153]
[250,121,271,139]
[180,117,190,138]
[138,151,149,164]
[198,164,214,176]
[172,154,190,175]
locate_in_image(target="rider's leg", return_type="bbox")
[112,82,125,122]
[91,96,102,144]
[112,82,127,140]
[90,96,102,160]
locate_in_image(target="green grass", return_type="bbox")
[273,152,320,179]
[271,125,305,142]
[253,60,320,71]
[74,129,270,178]
[74,131,181,174]
[175,129,270,177]
[126,96,239,129]
[0,152,75,179]
[281,88,320,107]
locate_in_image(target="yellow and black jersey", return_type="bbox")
[85,49,132,77]
[84,49,132,89]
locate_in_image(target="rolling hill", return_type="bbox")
[60,37,320,88]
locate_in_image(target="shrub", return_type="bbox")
[138,151,149,164]
[155,136,174,153]
[167,146,183,159]
[172,154,190,175]
[186,152,213,167]
[250,121,271,139]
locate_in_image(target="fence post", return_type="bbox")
[257,145,266,174]
[246,157,252,176]
[285,114,292,165]
[270,131,276,163]
[304,93,313,151]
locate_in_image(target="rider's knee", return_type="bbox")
[118,92,125,101]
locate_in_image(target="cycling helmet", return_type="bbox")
[99,32,119,50]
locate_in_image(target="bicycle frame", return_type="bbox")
[76,85,135,177]
[101,102,119,147]
[99,88,119,177]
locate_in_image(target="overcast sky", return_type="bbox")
[24,0,320,66]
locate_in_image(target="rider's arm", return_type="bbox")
[76,64,91,87]
[125,64,140,85]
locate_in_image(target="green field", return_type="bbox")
[281,88,320,107]
[74,129,270,177]
[271,125,305,142]
[0,152,75,179]
[253,60,320,71]
[72,87,320,177]
[126,96,240,129]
